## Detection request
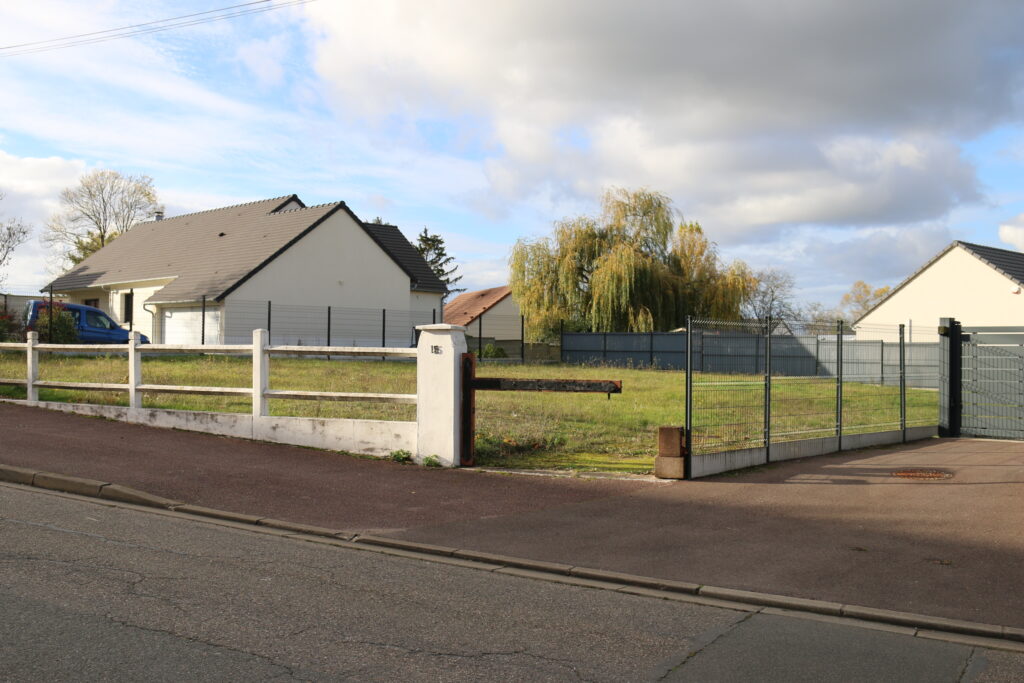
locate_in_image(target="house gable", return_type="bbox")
[857,243,1024,333]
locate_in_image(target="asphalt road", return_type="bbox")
[2,484,1023,682]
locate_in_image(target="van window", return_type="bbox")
[86,310,116,330]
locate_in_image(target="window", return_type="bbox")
[84,298,100,308]
[86,310,116,330]
[122,292,134,324]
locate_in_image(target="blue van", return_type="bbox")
[25,300,150,344]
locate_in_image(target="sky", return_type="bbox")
[2,0,1024,309]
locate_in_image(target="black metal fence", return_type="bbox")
[681,318,940,477]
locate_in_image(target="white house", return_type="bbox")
[855,241,1024,341]
[44,195,446,345]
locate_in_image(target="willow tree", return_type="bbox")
[509,188,753,340]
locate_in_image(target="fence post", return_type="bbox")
[252,328,269,417]
[477,315,483,357]
[326,305,332,348]
[836,319,844,450]
[48,285,53,343]
[602,331,608,364]
[266,301,272,342]
[416,324,467,467]
[128,330,142,409]
[381,308,387,348]
[764,317,772,463]
[880,339,885,386]
[899,323,906,443]
[26,331,38,402]
[201,295,206,346]
[684,316,693,479]
[649,330,655,367]
[938,317,962,437]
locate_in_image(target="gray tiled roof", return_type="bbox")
[957,241,1024,287]
[44,196,444,302]
[362,222,446,293]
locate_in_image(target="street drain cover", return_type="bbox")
[891,469,953,480]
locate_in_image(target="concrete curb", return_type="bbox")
[2,463,1022,649]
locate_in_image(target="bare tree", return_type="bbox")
[742,268,798,321]
[0,192,30,288]
[43,170,160,269]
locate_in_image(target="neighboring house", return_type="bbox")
[444,285,521,344]
[855,241,1024,341]
[43,195,446,345]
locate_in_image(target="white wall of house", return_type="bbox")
[857,245,1024,342]
[159,303,223,345]
[228,211,412,309]
[410,291,444,320]
[470,294,521,340]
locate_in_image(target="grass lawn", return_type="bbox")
[0,351,938,473]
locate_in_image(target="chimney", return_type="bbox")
[154,209,165,221]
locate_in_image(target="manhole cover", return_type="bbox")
[891,469,953,480]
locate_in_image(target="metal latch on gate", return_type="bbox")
[459,353,621,466]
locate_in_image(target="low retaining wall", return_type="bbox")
[1,399,416,458]
[690,425,938,478]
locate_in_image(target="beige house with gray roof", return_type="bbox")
[44,195,446,345]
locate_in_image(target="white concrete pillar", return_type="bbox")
[253,328,269,417]
[26,331,38,402]
[128,331,142,409]
[415,324,467,467]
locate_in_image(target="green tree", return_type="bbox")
[414,228,465,304]
[44,169,160,269]
[509,188,754,340]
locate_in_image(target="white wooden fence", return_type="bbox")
[0,325,468,466]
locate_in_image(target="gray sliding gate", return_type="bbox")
[940,318,1024,439]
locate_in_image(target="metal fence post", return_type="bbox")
[48,285,53,342]
[880,339,884,386]
[326,305,332,348]
[836,319,844,450]
[899,323,906,443]
[478,315,483,356]
[684,316,693,480]
[560,320,565,363]
[602,331,608,364]
[266,301,272,341]
[938,317,962,437]
[649,330,655,367]
[201,295,206,345]
[764,317,772,463]
[382,308,387,348]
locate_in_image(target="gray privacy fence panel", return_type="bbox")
[961,342,1024,439]
[562,330,939,385]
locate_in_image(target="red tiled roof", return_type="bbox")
[444,285,511,326]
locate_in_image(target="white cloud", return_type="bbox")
[999,214,1024,251]
[303,0,1015,233]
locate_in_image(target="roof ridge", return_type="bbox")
[272,201,344,214]
[148,195,296,222]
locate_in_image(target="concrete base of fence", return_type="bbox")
[690,425,939,478]
[1,399,416,458]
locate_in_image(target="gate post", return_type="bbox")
[938,317,962,437]
[416,324,467,467]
